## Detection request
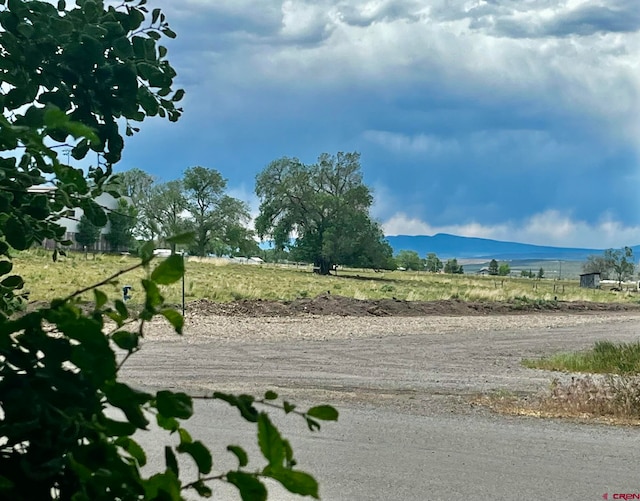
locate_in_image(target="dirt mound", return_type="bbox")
[187,294,640,317]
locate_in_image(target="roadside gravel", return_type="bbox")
[122,311,640,415]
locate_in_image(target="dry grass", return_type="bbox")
[11,249,640,306]
[479,376,640,425]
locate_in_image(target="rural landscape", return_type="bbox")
[1,1,639,501]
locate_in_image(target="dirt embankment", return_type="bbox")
[185,293,640,317]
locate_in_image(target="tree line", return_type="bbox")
[77,166,258,258]
[76,152,397,275]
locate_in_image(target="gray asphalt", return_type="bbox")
[134,399,639,501]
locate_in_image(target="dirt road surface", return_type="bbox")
[120,304,640,500]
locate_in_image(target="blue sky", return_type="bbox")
[115,0,640,249]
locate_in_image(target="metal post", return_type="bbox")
[182,251,185,317]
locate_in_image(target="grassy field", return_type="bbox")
[10,249,640,306]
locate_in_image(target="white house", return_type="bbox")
[29,186,121,251]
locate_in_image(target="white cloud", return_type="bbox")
[362,130,460,155]
[382,210,640,249]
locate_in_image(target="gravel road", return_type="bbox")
[120,311,640,500]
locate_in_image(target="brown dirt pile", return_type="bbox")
[186,293,640,317]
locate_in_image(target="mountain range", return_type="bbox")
[385,234,638,261]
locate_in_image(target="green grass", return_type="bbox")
[11,249,640,307]
[523,341,640,374]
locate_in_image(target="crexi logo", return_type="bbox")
[603,494,640,500]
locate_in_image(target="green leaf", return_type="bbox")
[177,440,212,475]
[178,428,192,445]
[264,390,278,401]
[151,254,184,285]
[306,405,339,421]
[93,289,108,309]
[172,89,185,102]
[5,216,29,250]
[115,437,147,467]
[1,275,24,289]
[266,469,319,499]
[226,472,267,501]
[0,260,12,275]
[165,231,194,245]
[283,401,296,414]
[102,418,137,437]
[156,414,179,432]
[114,299,129,319]
[305,418,321,432]
[0,475,14,490]
[138,241,155,264]
[156,390,193,419]
[257,413,284,468]
[111,331,139,351]
[165,446,179,477]
[160,308,183,335]
[191,480,212,498]
[81,198,107,227]
[213,392,258,422]
[227,445,248,468]
[142,278,163,310]
[104,382,151,429]
[162,27,177,39]
[143,471,181,500]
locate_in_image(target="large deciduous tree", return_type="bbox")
[425,252,443,273]
[116,167,156,239]
[255,152,393,275]
[148,179,188,254]
[606,247,635,288]
[396,250,423,271]
[183,166,251,257]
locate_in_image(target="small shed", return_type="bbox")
[580,272,600,289]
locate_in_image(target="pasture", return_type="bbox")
[11,249,638,306]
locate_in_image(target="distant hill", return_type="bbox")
[385,234,635,261]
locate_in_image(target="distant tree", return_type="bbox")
[537,267,545,279]
[396,250,424,271]
[425,252,443,273]
[444,258,464,274]
[148,180,188,254]
[116,168,157,240]
[255,152,392,274]
[582,254,612,279]
[183,166,250,257]
[75,214,100,253]
[105,199,136,251]
[521,270,535,278]
[605,247,635,289]
[498,262,511,276]
[488,259,499,276]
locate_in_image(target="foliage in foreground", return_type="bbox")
[522,341,640,375]
[0,245,337,499]
[0,0,336,498]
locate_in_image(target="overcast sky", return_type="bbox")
[116,0,640,249]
